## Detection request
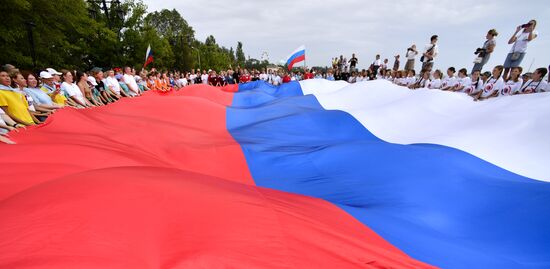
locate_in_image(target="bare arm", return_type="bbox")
[486,43,496,53]
[508,27,522,44]
[527,31,537,41]
[1,107,34,125]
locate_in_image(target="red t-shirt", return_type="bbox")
[208,75,217,85]
[240,74,251,83]
[282,75,291,83]
[304,73,314,80]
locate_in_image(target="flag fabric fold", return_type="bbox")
[1,80,550,269]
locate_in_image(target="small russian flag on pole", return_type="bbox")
[144,44,154,68]
[286,45,306,71]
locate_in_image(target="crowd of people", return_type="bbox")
[0,20,546,144]
[319,20,548,97]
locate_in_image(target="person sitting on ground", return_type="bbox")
[0,70,36,126]
[450,68,472,92]
[410,70,430,89]
[473,65,505,100]
[440,67,458,91]
[23,72,61,111]
[104,69,125,98]
[464,70,483,95]
[41,69,68,106]
[89,68,114,102]
[427,70,443,89]
[123,66,141,96]
[518,67,548,94]
[76,71,103,106]
[61,70,92,108]
[502,67,523,95]
[521,72,532,86]
[401,70,416,87]
[11,71,50,123]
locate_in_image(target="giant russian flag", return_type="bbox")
[286,45,306,71]
[1,80,550,268]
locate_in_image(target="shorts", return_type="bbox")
[503,52,525,68]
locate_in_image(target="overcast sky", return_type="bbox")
[143,0,548,72]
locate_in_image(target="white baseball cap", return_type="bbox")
[46,68,62,75]
[87,76,98,86]
[39,71,53,79]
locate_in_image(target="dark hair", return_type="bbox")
[448,67,456,73]
[458,68,467,76]
[76,70,87,82]
[535,67,547,79]
[434,69,442,78]
[488,29,498,37]
[510,67,523,82]
[431,35,438,41]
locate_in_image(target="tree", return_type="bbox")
[228,47,235,67]
[144,8,195,71]
[236,42,245,68]
[0,0,114,70]
[0,0,260,72]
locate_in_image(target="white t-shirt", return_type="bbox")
[423,44,439,61]
[201,74,209,84]
[456,77,472,92]
[25,94,36,112]
[406,50,417,60]
[0,109,7,134]
[373,59,382,66]
[105,76,122,94]
[427,78,442,89]
[480,77,505,98]
[520,79,548,93]
[189,74,197,84]
[123,74,139,94]
[177,78,188,87]
[61,82,86,104]
[274,75,282,86]
[502,79,523,95]
[420,78,430,88]
[441,76,458,89]
[464,78,483,94]
[405,76,416,86]
[510,30,539,53]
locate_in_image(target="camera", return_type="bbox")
[521,22,532,28]
[407,47,414,52]
[474,48,486,55]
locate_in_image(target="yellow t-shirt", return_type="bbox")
[0,90,34,124]
[40,86,67,105]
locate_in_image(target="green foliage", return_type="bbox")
[236,42,246,67]
[0,0,259,72]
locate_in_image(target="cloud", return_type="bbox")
[143,0,549,72]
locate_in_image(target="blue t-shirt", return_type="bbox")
[24,87,54,105]
[225,76,235,84]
